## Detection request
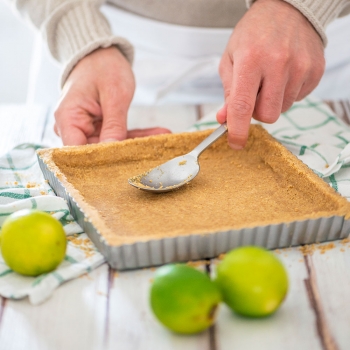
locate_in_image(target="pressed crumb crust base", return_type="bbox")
[38,125,350,246]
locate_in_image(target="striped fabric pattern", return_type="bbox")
[0,144,105,304]
[189,96,350,199]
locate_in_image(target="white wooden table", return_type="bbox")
[1,102,350,350]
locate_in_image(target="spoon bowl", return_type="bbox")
[128,123,227,193]
[128,153,200,193]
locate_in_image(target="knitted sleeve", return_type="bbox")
[246,0,350,46]
[6,0,134,87]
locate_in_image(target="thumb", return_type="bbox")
[99,92,129,142]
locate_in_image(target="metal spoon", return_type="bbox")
[128,122,227,193]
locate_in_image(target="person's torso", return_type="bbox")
[108,0,247,28]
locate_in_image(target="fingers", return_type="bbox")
[127,127,172,139]
[219,53,233,102]
[54,82,103,146]
[226,58,261,149]
[281,79,303,112]
[98,50,135,142]
[55,46,136,145]
[99,86,130,142]
[218,0,326,150]
[296,73,323,102]
[55,101,103,146]
[253,75,286,124]
[104,127,171,142]
[216,53,233,122]
[216,104,228,124]
[56,121,89,146]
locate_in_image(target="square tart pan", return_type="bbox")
[37,125,350,270]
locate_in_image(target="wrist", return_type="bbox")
[253,0,322,43]
[246,0,349,46]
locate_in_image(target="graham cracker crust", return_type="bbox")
[38,125,350,246]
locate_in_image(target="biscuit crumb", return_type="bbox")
[67,235,95,258]
[299,242,336,256]
[187,260,210,267]
[79,273,93,280]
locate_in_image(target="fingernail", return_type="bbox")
[229,142,244,150]
[101,138,118,143]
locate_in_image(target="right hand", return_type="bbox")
[216,0,325,150]
[54,46,171,145]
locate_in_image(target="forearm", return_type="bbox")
[5,0,133,86]
[246,0,350,45]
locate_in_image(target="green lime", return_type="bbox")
[0,209,67,276]
[150,264,222,334]
[215,246,288,317]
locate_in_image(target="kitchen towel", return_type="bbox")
[0,144,105,304]
[189,96,350,199]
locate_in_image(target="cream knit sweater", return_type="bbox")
[7,0,350,86]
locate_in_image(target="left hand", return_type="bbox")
[217,0,325,149]
[54,47,171,146]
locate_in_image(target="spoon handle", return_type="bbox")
[191,122,228,157]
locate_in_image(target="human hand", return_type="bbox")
[54,47,170,145]
[217,0,325,149]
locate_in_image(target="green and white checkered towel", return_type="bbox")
[0,144,105,304]
[0,96,349,305]
[189,96,350,199]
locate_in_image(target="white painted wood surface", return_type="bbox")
[1,104,350,350]
[0,264,108,350]
[106,267,210,350]
[308,241,350,350]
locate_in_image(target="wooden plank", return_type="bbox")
[0,105,48,155]
[213,248,322,350]
[106,266,211,350]
[307,240,350,349]
[128,105,198,133]
[0,296,5,326]
[324,100,350,126]
[0,264,108,350]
